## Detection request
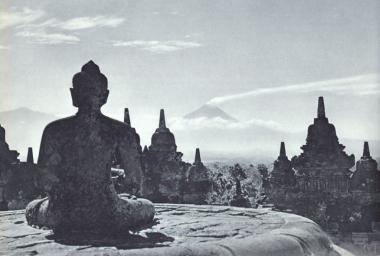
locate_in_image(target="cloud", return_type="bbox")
[0,7,44,30]
[112,40,202,53]
[1,7,124,45]
[18,15,124,31]
[18,18,59,29]
[16,30,80,44]
[0,45,9,50]
[169,116,285,132]
[56,16,125,30]
[151,11,179,16]
[184,33,201,39]
[208,74,380,105]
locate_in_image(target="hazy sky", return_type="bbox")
[0,0,379,156]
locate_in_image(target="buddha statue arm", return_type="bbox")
[118,130,143,195]
[37,127,61,193]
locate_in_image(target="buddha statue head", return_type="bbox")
[70,60,109,112]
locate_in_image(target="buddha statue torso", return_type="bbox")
[26,61,154,234]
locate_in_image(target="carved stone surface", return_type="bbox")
[0,204,351,256]
[24,61,155,233]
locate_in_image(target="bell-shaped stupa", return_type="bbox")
[291,97,355,192]
[269,142,295,187]
[351,142,380,192]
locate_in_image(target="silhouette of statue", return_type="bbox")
[25,61,155,234]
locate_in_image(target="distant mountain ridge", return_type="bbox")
[0,107,57,122]
[0,107,58,160]
[0,107,379,163]
[184,104,238,122]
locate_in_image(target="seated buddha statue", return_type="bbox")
[25,61,155,234]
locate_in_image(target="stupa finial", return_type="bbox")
[280,142,286,158]
[124,108,131,126]
[194,148,202,165]
[317,96,326,118]
[363,141,371,158]
[159,109,166,128]
[27,147,34,164]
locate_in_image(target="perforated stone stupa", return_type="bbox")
[183,148,213,204]
[142,109,189,203]
[269,142,295,187]
[291,97,355,193]
[351,142,380,193]
[123,108,142,154]
[111,108,144,194]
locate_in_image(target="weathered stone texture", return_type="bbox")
[0,204,349,256]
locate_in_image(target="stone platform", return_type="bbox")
[0,204,353,256]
